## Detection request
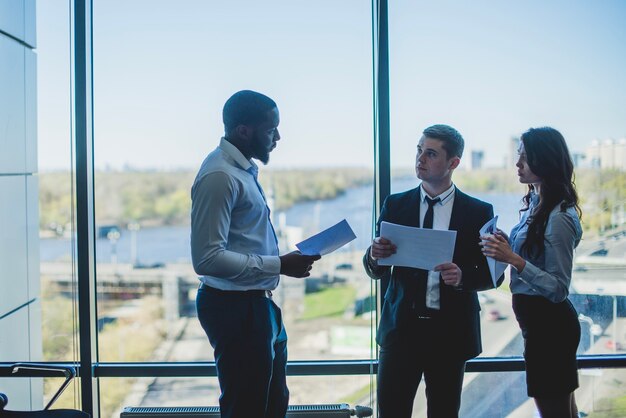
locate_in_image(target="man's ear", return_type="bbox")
[235,124,253,140]
[449,156,461,170]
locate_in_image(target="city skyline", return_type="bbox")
[34,133,625,172]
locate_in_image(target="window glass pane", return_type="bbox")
[288,375,374,409]
[389,0,626,361]
[460,369,626,418]
[580,368,626,417]
[1,0,78,411]
[95,369,626,417]
[38,1,77,361]
[92,0,375,368]
[99,376,374,418]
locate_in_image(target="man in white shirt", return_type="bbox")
[364,124,503,418]
[191,90,320,418]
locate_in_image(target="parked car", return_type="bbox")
[605,340,624,351]
[486,309,504,321]
[335,263,353,270]
[97,224,121,239]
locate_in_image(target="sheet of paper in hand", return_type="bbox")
[296,219,357,256]
[480,215,508,287]
[377,221,456,271]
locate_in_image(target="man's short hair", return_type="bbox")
[422,124,465,158]
[223,90,277,134]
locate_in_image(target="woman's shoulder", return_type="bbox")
[547,204,583,242]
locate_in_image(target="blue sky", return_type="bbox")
[36,0,626,170]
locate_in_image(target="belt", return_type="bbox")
[199,282,272,299]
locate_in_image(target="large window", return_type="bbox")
[389,0,626,415]
[90,1,374,415]
[2,1,625,417]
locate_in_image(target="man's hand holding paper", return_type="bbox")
[375,221,457,271]
[296,219,356,256]
[369,236,397,260]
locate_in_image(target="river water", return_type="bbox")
[40,177,523,264]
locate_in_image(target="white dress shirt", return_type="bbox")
[190,138,281,291]
[419,183,456,309]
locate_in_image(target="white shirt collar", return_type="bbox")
[420,183,455,206]
[219,137,256,172]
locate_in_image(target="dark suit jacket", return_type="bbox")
[363,186,504,361]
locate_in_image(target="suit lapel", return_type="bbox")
[448,188,467,232]
[397,187,421,227]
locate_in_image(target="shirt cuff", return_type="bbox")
[262,255,281,275]
[366,247,376,267]
[517,261,539,286]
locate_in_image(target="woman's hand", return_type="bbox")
[480,232,526,272]
[494,228,509,241]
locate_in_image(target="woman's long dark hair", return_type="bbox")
[520,127,582,256]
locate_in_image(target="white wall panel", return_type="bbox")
[0,35,25,174]
[0,0,24,42]
[25,49,37,173]
[0,0,41,408]
[29,377,44,411]
[0,305,42,410]
[0,378,32,410]
[26,175,40,300]
[26,175,41,365]
[24,0,36,48]
[0,308,30,361]
[0,176,28,315]
[28,299,42,362]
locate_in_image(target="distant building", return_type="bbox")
[507,136,520,168]
[572,153,585,168]
[586,138,626,171]
[470,150,484,170]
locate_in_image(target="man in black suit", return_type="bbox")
[364,124,503,418]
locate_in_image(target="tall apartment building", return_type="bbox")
[470,150,484,170]
[586,138,626,171]
[506,136,520,168]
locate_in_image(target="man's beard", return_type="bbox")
[251,135,271,164]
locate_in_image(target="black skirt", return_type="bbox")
[512,293,581,398]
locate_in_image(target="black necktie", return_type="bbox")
[423,196,440,229]
[414,195,440,317]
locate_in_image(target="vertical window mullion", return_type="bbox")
[74,0,99,415]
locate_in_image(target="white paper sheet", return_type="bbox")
[479,215,508,287]
[296,219,357,256]
[377,221,457,270]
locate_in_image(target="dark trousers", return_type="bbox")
[196,285,289,418]
[377,324,466,418]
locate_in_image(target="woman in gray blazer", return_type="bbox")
[481,127,583,418]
